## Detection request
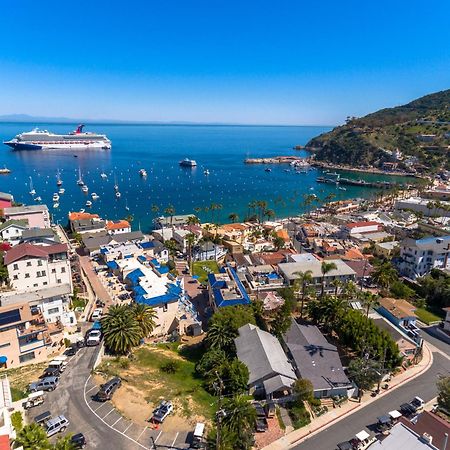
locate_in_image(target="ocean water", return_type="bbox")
[0,123,411,232]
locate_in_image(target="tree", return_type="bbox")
[52,435,77,450]
[196,347,227,378]
[437,376,450,412]
[228,212,239,223]
[273,235,285,250]
[348,357,382,401]
[293,378,314,404]
[186,232,196,271]
[101,304,142,355]
[132,303,156,338]
[271,301,292,338]
[14,423,50,450]
[222,359,249,395]
[358,291,380,317]
[331,279,342,297]
[221,395,257,450]
[164,239,178,258]
[371,262,398,291]
[293,270,313,318]
[164,204,176,228]
[205,319,240,355]
[320,261,337,297]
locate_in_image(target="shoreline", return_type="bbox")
[244,156,304,164]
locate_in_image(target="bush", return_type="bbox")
[287,402,311,429]
[11,411,23,432]
[309,397,321,407]
[64,338,71,348]
[160,361,179,374]
[119,358,130,369]
[11,387,27,402]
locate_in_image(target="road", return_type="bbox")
[293,333,450,450]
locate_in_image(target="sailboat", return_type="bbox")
[100,171,107,179]
[77,168,85,186]
[113,173,119,191]
[125,199,130,211]
[29,177,36,196]
[56,169,63,186]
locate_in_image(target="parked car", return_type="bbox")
[41,367,60,378]
[34,410,51,425]
[44,415,70,437]
[253,402,268,432]
[152,400,173,423]
[91,308,103,321]
[191,422,206,449]
[96,377,121,401]
[71,433,86,449]
[66,344,79,356]
[409,396,424,413]
[86,329,102,346]
[23,391,45,409]
[29,377,59,392]
[48,359,67,373]
[400,403,416,417]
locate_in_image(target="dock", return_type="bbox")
[244,156,306,164]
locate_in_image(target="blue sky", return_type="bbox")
[1,0,449,125]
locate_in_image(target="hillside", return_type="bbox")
[306,89,450,172]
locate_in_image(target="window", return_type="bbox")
[13,275,18,280]
[13,264,18,271]
[26,261,32,267]
[48,307,59,315]
[43,282,48,285]
[57,279,61,284]
[25,273,30,278]
[163,303,168,312]
[61,267,66,273]
[33,284,38,287]
[19,352,36,363]
[51,268,56,274]
[37,260,43,266]
[41,270,46,277]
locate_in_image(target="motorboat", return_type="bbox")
[34,196,42,202]
[204,169,210,175]
[179,158,197,167]
[265,168,272,172]
[91,192,99,200]
[52,193,60,202]
[86,200,92,207]
[100,172,107,179]
[56,169,63,186]
[139,168,147,177]
[81,185,89,193]
[29,176,36,195]
[115,191,121,198]
[53,203,59,208]
[58,188,65,194]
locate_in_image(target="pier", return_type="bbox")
[244,156,306,164]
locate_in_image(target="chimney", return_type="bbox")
[443,433,448,450]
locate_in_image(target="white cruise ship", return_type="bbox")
[4,125,111,151]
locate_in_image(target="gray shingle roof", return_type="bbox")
[284,320,351,392]
[82,231,144,251]
[235,324,296,385]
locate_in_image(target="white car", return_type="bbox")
[86,330,102,346]
[91,308,103,321]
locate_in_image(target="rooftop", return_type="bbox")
[278,258,356,281]
[346,221,381,229]
[208,264,250,308]
[106,219,131,230]
[0,219,29,231]
[4,242,68,265]
[4,204,48,215]
[68,211,100,221]
[378,297,417,319]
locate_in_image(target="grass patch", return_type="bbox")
[11,387,28,402]
[3,362,48,395]
[71,297,87,310]
[414,307,442,325]
[192,260,219,283]
[287,402,311,429]
[276,406,286,431]
[97,344,216,420]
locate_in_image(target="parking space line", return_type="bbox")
[170,432,179,448]
[95,402,109,412]
[123,422,133,434]
[112,417,122,427]
[154,430,162,443]
[86,385,97,394]
[102,408,115,419]
[137,426,148,441]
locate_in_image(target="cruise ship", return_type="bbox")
[4,125,111,151]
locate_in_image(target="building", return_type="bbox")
[443,307,450,332]
[283,320,353,398]
[3,205,50,229]
[0,192,13,210]
[4,243,72,292]
[398,236,450,279]
[106,220,131,235]
[278,258,356,294]
[235,324,297,400]
[0,220,29,246]
[20,228,59,246]
[395,197,450,218]
[0,302,63,369]
[345,221,382,236]
[71,217,106,234]
[207,265,251,309]
[245,265,285,292]
[375,241,399,258]
[376,298,421,345]
[81,230,144,255]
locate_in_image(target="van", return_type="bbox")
[191,422,205,448]
[29,377,59,392]
[96,377,121,401]
[45,415,69,437]
[48,360,66,373]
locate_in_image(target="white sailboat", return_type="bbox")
[125,199,130,211]
[77,168,85,186]
[56,169,63,186]
[114,173,119,191]
[29,177,36,196]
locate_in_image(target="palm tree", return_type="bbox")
[331,278,342,297]
[371,262,398,291]
[151,204,159,215]
[205,320,237,354]
[186,232,196,271]
[320,261,337,297]
[53,435,77,450]
[14,423,50,450]
[264,209,275,221]
[164,204,176,228]
[293,270,313,317]
[164,239,178,259]
[358,291,380,317]
[228,212,239,223]
[132,303,156,338]
[101,305,142,355]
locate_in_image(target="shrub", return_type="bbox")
[64,338,71,348]
[119,358,130,369]
[11,411,23,432]
[160,361,179,374]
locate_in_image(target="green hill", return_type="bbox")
[306,89,450,172]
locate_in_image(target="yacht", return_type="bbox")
[91,192,99,200]
[81,185,89,193]
[100,172,107,179]
[115,191,121,198]
[4,124,111,150]
[58,188,65,194]
[53,202,59,208]
[29,177,36,196]
[77,168,85,186]
[86,200,92,207]
[139,168,147,177]
[0,167,11,174]
[179,158,197,167]
[52,193,60,202]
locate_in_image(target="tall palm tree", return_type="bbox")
[358,291,380,317]
[14,423,50,450]
[164,239,178,259]
[293,270,313,317]
[228,212,239,223]
[164,204,176,228]
[371,262,398,291]
[132,303,156,338]
[205,320,237,354]
[53,435,77,450]
[320,261,337,297]
[101,305,142,355]
[264,209,275,221]
[331,278,342,298]
[186,232,196,271]
[151,204,159,215]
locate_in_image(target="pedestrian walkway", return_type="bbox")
[263,342,434,450]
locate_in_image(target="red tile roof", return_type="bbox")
[0,435,10,450]
[346,221,381,229]
[4,242,68,265]
[106,220,131,230]
[68,211,99,221]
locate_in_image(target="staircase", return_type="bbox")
[320,397,335,409]
[0,376,12,408]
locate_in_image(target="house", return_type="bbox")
[343,259,374,283]
[71,217,106,234]
[278,258,356,294]
[375,241,399,258]
[245,265,285,292]
[395,197,450,218]
[398,236,450,279]
[106,219,131,235]
[193,241,227,261]
[0,220,29,246]
[235,324,297,400]
[81,230,144,255]
[3,205,50,229]
[344,221,382,236]
[275,229,291,248]
[376,298,421,345]
[4,243,72,292]
[0,302,64,369]
[442,307,450,332]
[138,240,169,263]
[283,320,353,398]
[154,214,197,228]
[207,265,251,310]
[20,228,59,245]
[258,291,285,313]
[372,316,418,361]
[0,192,13,210]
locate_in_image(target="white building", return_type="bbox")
[106,220,132,235]
[344,221,382,236]
[0,220,29,246]
[398,236,450,279]
[3,204,50,229]
[395,197,450,218]
[4,243,72,292]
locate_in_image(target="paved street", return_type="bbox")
[292,334,450,450]
[28,346,192,449]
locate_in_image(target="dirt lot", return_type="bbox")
[3,362,48,400]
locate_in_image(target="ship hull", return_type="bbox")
[4,140,111,151]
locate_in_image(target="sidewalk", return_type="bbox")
[263,342,434,450]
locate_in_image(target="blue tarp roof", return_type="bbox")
[158,266,170,274]
[208,265,250,308]
[135,293,178,307]
[125,268,145,284]
[0,356,7,363]
[137,255,146,263]
[140,241,155,249]
[133,285,147,296]
[100,248,108,254]
[106,261,119,270]
[124,254,133,259]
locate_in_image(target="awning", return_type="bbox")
[106,261,119,270]
[355,430,370,441]
[0,356,7,364]
[389,410,402,419]
[377,415,391,424]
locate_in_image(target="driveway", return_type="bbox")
[291,334,450,450]
[28,346,192,449]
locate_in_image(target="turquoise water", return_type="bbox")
[0,123,412,232]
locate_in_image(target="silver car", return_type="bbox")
[45,415,69,437]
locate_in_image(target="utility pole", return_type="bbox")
[214,371,225,450]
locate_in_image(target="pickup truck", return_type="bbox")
[152,400,173,423]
